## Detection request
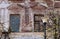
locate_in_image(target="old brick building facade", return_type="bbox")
[0,0,60,39]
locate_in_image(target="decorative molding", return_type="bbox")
[0,1,11,8]
[8,4,24,13]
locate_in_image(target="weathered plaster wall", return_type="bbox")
[0,0,54,39]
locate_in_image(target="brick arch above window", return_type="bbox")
[7,4,24,13]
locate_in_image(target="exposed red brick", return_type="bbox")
[54,2,60,8]
[29,2,38,8]
[44,0,53,7]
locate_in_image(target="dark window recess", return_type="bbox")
[10,14,20,32]
[34,14,44,32]
[25,8,29,25]
[25,14,29,25]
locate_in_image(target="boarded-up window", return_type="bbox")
[10,14,20,32]
[34,14,44,32]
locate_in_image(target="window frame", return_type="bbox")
[34,14,44,32]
